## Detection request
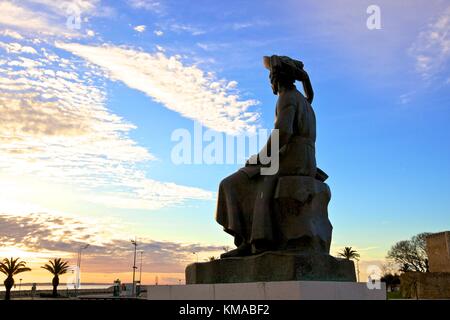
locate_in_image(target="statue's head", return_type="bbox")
[263,55,314,103]
[263,55,298,95]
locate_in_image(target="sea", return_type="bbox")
[0,284,112,292]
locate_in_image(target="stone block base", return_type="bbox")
[185,251,356,284]
[146,281,386,300]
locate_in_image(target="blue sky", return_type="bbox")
[0,0,449,283]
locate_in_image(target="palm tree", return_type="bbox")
[0,257,31,300]
[338,247,360,260]
[41,258,69,298]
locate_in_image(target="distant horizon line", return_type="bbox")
[1,282,113,286]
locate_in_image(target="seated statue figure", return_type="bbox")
[216,55,331,258]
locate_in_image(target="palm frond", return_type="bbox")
[0,257,31,276]
[42,258,70,275]
[0,265,7,275]
[14,267,32,275]
[41,264,55,273]
[338,247,360,260]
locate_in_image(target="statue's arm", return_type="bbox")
[257,101,296,161]
[274,102,296,147]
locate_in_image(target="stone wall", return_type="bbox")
[400,272,450,299]
[426,231,450,273]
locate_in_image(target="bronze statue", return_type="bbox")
[185,56,356,284]
[216,55,331,258]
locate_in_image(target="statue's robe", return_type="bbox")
[216,86,317,246]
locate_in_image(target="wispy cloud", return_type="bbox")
[332,245,379,255]
[0,212,105,250]
[0,41,38,54]
[133,25,146,33]
[398,91,415,105]
[0,1,101,37]
[55,42,260,134]
[0,212,224,273]
[196,42,230,52]
[24,0,100,15]
[128,0,163,13]
[231,22,253,30]
[0,39,213,210]
[409,5,450,81]
[0,29,24,40]
[0,1,70,36]
[0,0,114,38]
[230,19,270,31]
[169,23,206,36]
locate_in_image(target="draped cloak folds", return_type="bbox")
[215,86,317,246]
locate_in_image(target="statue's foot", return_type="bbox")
[220,243,251,258]
[251,240,274,255]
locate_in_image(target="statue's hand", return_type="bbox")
[245,154,259,167]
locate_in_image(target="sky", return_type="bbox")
[0,0,449,286]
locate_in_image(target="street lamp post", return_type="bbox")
[131,238,138,297]
[76,244,89,296]
[19,278,22,297]
[355,258,360,282]
[138,250,144,285]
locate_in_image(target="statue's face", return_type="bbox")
[269,71,278,95]
[263,56,277,95]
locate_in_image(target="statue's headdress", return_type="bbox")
[263,55,314,104]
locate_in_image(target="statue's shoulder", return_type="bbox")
[277,89,302,108]
[294,88,308,101]
[293,89,312,111]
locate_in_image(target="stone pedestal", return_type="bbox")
[274,176,332,252]
[146,281,386,300]
[186,251,356,284]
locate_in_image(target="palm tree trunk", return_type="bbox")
[52,275,59,297]
[4,277,14,300]
[5,287,11,300]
